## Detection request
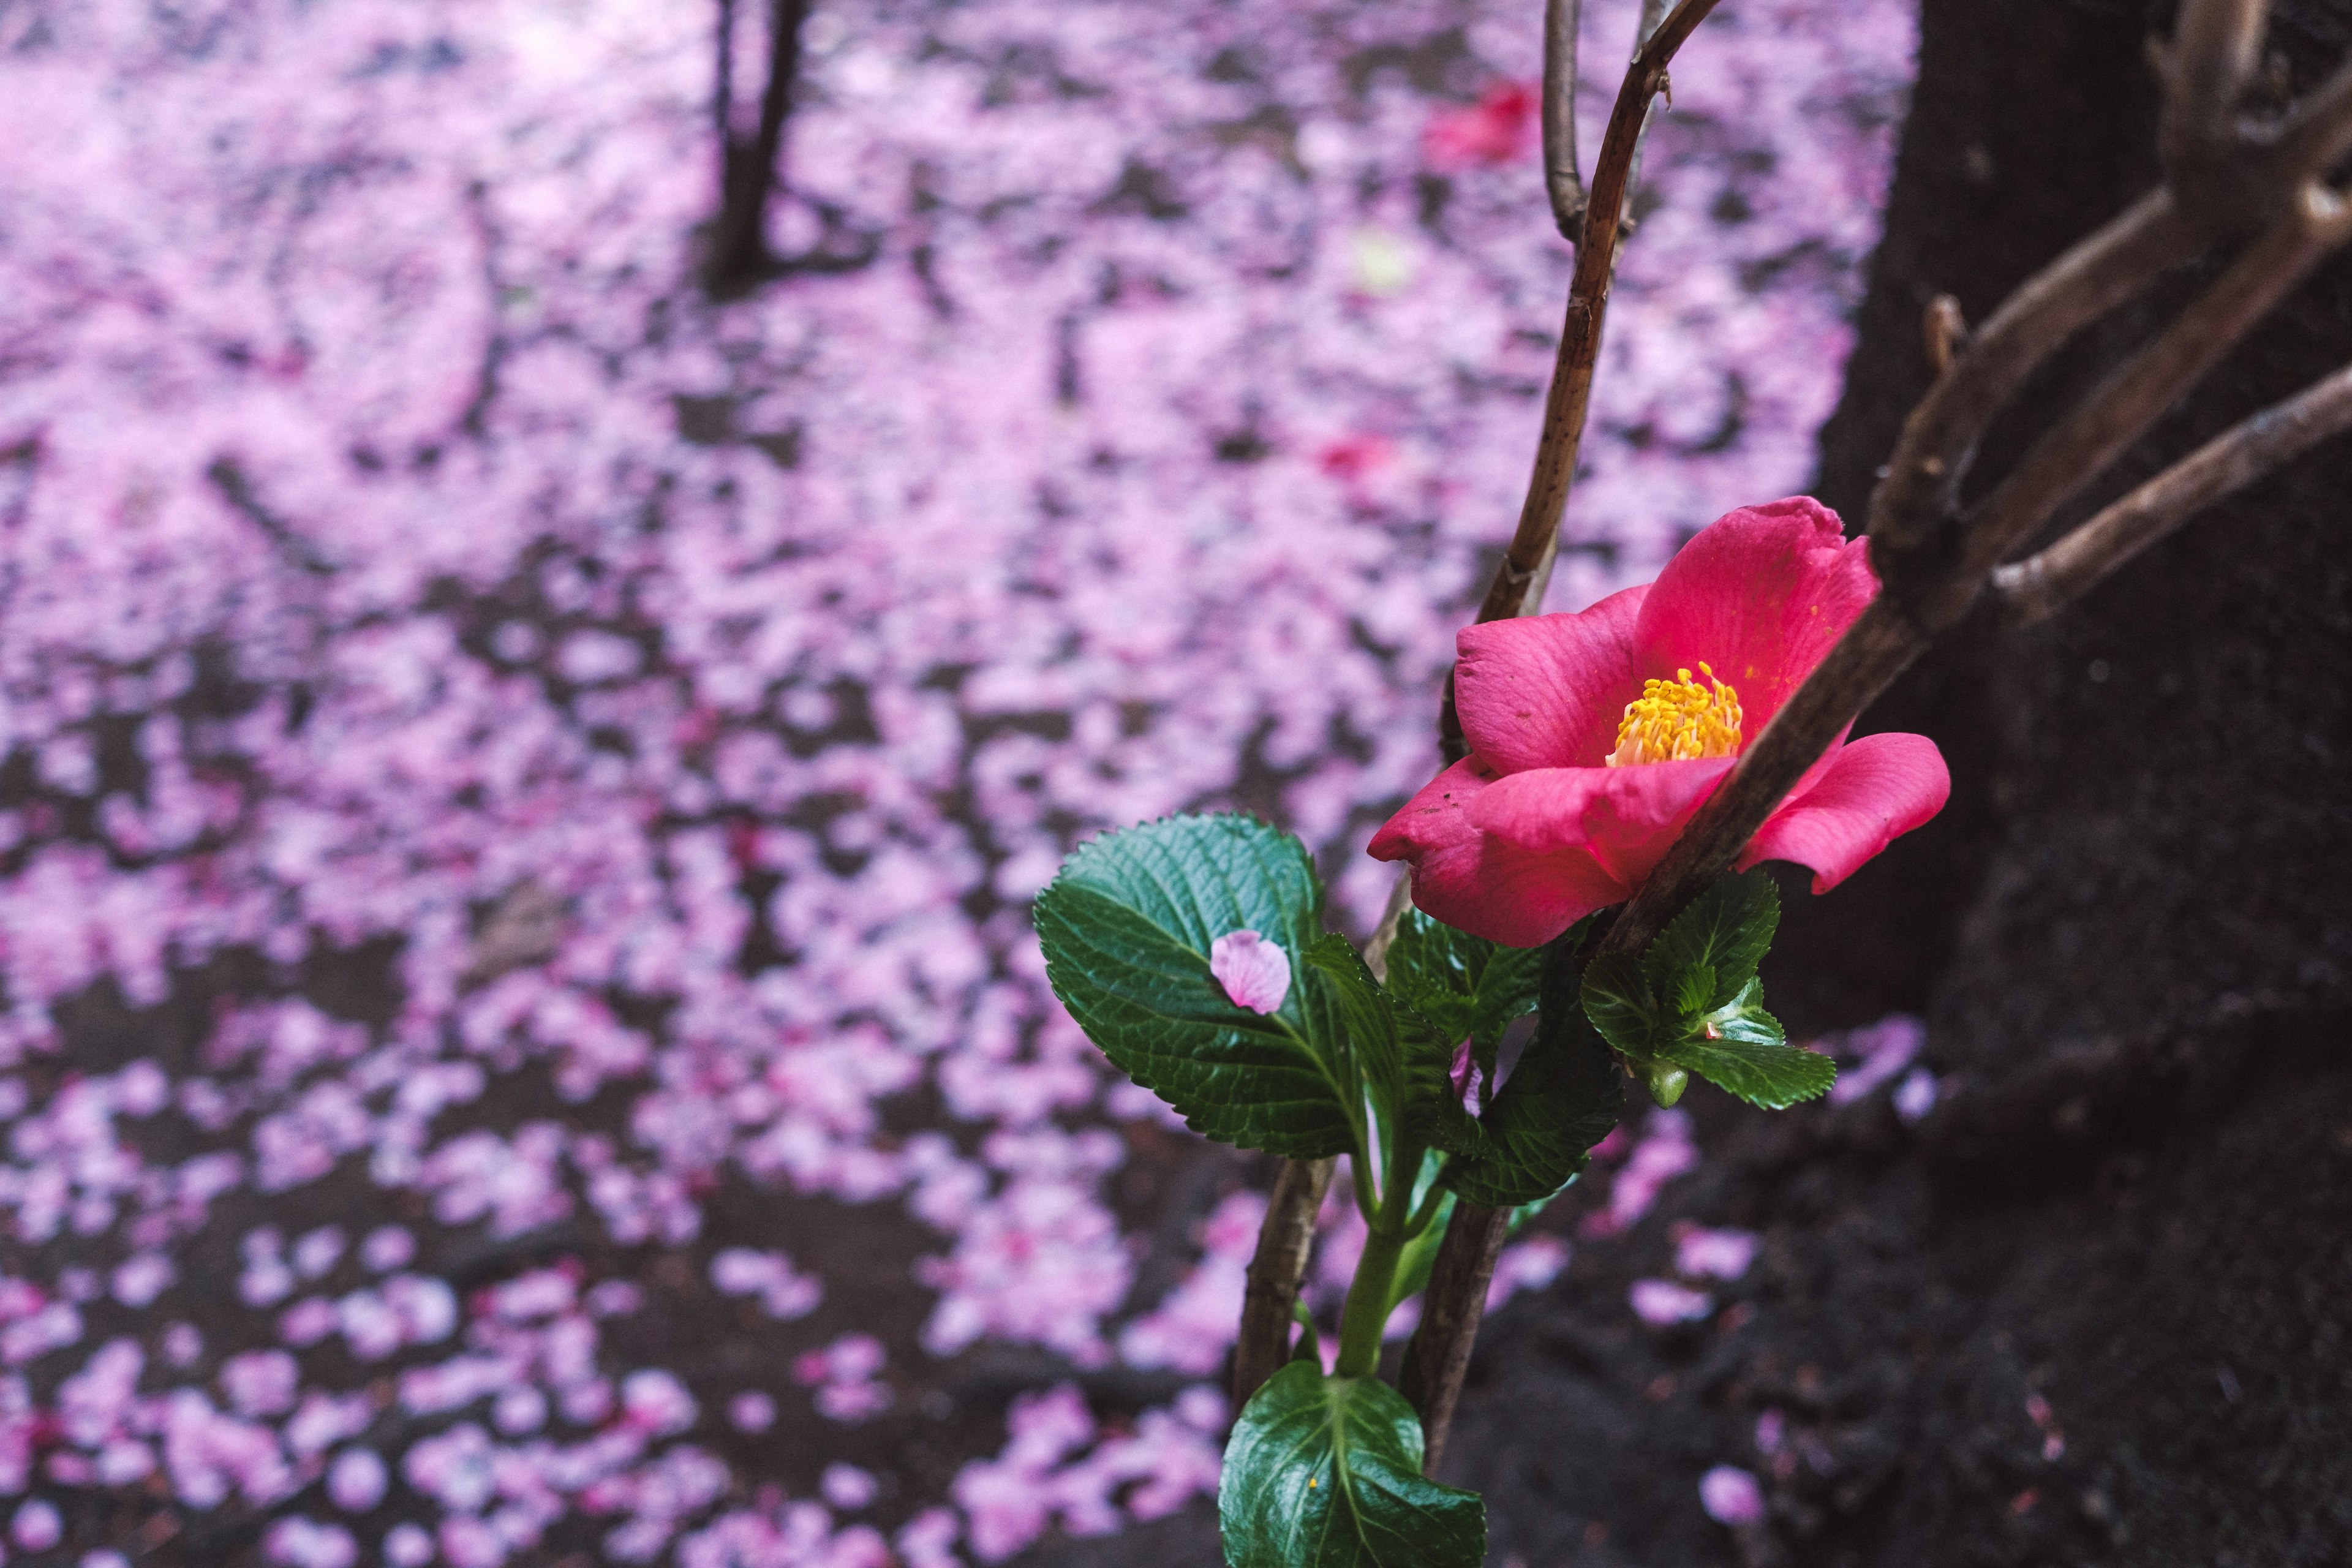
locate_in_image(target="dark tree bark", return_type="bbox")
[1427,3,2352,1566]
[709,0,810,292]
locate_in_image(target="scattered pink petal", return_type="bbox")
[1208,930,1292,1015]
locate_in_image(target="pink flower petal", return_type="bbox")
[1370,760,1626,948]
[1208,930,1291,1014]
[1468,756,1735,889]
[1634,497,1877,736]
[1700,1464,1766,1526]
[1453,584,1649,773]
[1738,731,1950,892]
[1629,1278,1714,1325]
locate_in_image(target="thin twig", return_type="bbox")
[1403,0,1725,1468]
[1922,293,1967,374]
[2160,0,2265,172]
[1994,360,2352,625]
[2271,56,2352,185]
[1474,0,1722,628]
[1438,0,1725,766]
[1866,191,2198,564]
[1955,182,2352,580]
[1542,0,1586,239]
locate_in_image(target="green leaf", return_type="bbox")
[1443,937,1624,1208]
[1578,951,1659,1058]
[1035,814,1354,1158]
[1304,937,1487,1161]
[1643,870,1779,1014]
[1219,1362,1485,1568]
[1671,962,1716,1023]
[1659,985,1832,1109]
[1385,910,1547,1079]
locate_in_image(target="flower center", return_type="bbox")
[1606,662,1743,767]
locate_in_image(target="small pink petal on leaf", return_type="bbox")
[1210,930,1292,1014]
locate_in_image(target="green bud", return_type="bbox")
[1645,1063,1689,1108]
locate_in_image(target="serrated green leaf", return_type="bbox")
[1305,937,1487,1161]
[1672,962,1716,1023]
[1644,870,1779,1014]
[1035,814,1354,1158]
[1659,1029,1833,1109]
[1219,1362,1485,1568]
[1578,951,1659,1058]
[1300,934,1406,1117]
[1705,978,1787,1046]
[1385,910,1548,1081]
[1443,936,1624,1208]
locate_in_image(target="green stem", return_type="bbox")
[1333,1218,1408,1378]
[1333,1137,1425,1378]
[1401,1171,1451,1241]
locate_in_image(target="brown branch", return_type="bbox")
[2271,57,2352,186]
[1994,360,2352,626]
[1472,0,1724,630]
[1542,0,1586,240]
[1954,182,2352,581]
[1395,1201,1509,1474]
[2159,0,2265,173]
[1866,190,2199,564]
[1434,0,1723,769]
[1922,293,1967,374]
[1232,1154,1336,1408]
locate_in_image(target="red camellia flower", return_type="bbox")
[1369,497,1950,948]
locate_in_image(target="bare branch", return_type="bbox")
[1868,191,2199,562]
[1475,0,1723,627]
[1232,1155,1336,1407]
[1396,1202,1510,1474]
[1956,182,2352,582]
[1994,360,2352,625]
[1543,0,1586,240]
[2160,0,2267,167]
[2270,56,2352,184]
[1922,293,1967,375]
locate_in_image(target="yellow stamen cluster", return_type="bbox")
[1605,662,1743,767]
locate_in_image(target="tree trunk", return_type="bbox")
[709,0,809,292]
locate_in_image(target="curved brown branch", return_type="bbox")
[1231,1154,1336,1408]
[1436,0,1724,769]
[1472,0,1724,630]
[1866,190,2198,565]
[1395,1201,1509,1474]
[1542,0,1586,240]
[1994,360,2352,626]
[1956,182,2352,580]
[2159,0,2265,176]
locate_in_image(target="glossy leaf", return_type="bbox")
[1578,950,1659,1059]
[1035,814,1355,1158]
[1643,869,1779,1014]
[1444,935,1624,1208]
[1304,937,1487,1161]
[1384,908,1547,1079]
[1219,1362,1485,1568]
